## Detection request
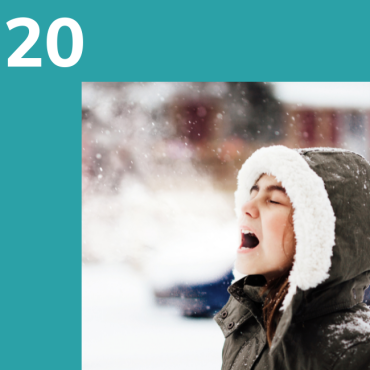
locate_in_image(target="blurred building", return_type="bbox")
[82,82,370,196]
[275,82,370,159]
[82,82,287,193]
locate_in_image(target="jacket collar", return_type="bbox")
[214,275,266,338]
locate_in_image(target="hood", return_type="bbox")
[234,145,370,351]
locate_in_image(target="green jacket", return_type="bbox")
[214,146,370,370]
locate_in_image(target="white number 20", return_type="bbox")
[7,17,83,68]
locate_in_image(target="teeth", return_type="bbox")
[241,230,254,236]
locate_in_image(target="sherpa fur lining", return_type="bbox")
[234,145,336,311]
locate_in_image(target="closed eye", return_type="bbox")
[269,200,280,204]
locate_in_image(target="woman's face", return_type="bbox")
[235,174,296,280]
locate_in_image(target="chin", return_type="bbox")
[235,259,255,275]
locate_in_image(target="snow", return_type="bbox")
[329,310,370,336]
[273,82,370,109]
[343,314,370,335]
[82,264,225,370]
[327,309,370,349]
[83,176,238,287]
[82,82,229,112]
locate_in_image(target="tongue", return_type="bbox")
[242,233,259,248]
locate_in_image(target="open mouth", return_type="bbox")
[240,230,259,250]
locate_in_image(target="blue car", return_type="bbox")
[154,269,370,318]
[154,270,234,318]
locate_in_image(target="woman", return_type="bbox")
[214,145,370,370]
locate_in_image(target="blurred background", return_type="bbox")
[82,82,370,370]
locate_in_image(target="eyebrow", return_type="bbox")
[250,184,287,194]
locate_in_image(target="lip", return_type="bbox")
[237,243,260,254]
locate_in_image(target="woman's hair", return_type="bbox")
[260,207,295,347]
[260,272,290,346]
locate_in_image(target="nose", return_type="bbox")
[241,197,259,219]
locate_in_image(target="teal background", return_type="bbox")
[1,1,370,369]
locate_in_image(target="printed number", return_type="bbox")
[7,17,83,67]
[47,18,83,67]
[7,18,41,67]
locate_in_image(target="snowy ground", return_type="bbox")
[83,264,225,370]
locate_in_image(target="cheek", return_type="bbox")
[263,210,295,259]
[264,211,289,242]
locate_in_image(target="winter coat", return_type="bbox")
[214,146,370,370]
